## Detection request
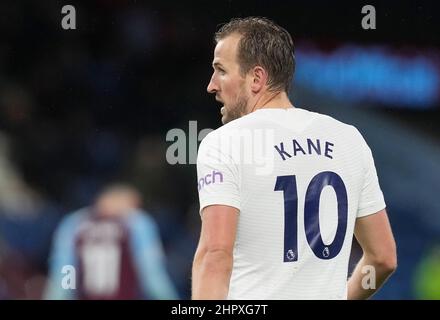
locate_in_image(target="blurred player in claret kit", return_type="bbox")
[45,184,178,300]
[192,17,397,300]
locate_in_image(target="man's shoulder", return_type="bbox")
[199,107,365,148]
[207,116,251,135]
[304,108,367,143]
[302,108,357,130]
[61,207,90,225]
[198,119,242,147]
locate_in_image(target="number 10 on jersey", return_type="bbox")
[274,171,348,262]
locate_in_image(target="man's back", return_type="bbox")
[197,107,385,299]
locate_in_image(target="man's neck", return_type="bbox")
[251,91,294,112]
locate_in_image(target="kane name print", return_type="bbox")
[274,138,334,160]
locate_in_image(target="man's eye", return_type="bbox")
[218,69,226,75]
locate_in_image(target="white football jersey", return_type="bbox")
[196,107,386,300]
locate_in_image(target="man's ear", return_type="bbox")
[250,66,268,93]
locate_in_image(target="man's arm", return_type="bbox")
[192,204,239,300]
[44,210,85,300]
[348,209,397,299]
[128,211,179,299]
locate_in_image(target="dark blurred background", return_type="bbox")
[0,0,439,299]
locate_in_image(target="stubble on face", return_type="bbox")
[220,82,249,124]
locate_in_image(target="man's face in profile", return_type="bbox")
[207,33,250,124]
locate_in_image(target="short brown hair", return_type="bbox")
[215,17,295,93]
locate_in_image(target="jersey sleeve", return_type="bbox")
[127,210,179,300]
[196,131,241,215]
[357,133,386,218]
[44,209,86,300]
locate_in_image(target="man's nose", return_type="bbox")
[207,75,218,94]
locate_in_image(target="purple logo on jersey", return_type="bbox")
[198,170,224,191]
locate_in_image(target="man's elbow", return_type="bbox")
[201,248,233,273]
[370,248,398,274]
[384,253,398,273]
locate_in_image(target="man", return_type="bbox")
[192,17,396,300]
[45,184,178,300]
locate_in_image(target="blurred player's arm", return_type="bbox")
[44,210,84,300]
[347,209,397,300]
[129,211,179,300]
[192,204,238,300]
